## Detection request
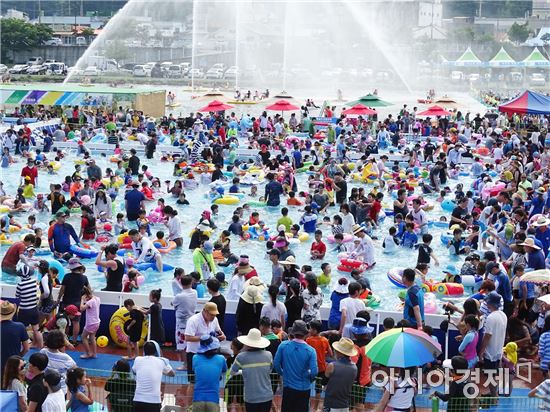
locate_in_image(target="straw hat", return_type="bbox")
[279,256,298,266]
[352,224,365,235]
[237,328,270,349]
[332,337,358,357]
[519,238,541,250]
[532,216,550,227]
[244,276,266,291]
[240,285,263,305]
[0,300,16,321]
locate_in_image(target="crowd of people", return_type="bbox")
[2,97,550,411]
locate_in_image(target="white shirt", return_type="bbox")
[340,213,355,234]
[166,216,183,240]
[483,310,508,361]
[185,312,222,353]
[358,235,375,266]
[42,390,66,412]
[382,235,398,253]
[227,274,245,301]
[260,300,287,323]
[132,356,174,404]
[339,297,366,326]
[131,236,158,262]
[493,147,503,160]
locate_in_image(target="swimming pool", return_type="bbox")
[0,149,477,313]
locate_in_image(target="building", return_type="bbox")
[3,8,29,21]
[533,0,550,19]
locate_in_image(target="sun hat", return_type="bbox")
[68,257,84,270]
[0,300,16,321]
[532,216,550,227]
[244,276,266,289]
[202,241,214,253]
[65,304,81,317]
[332,337,359,357]
[289,320,309,337]
[519,238,541,250]
[197,335,220,353]
[44,369,62,391]
[203,302,219,315]
[352,224,365,235]
[442,355,468,371]
[484,291,502,308]
[279,256,298,266]
[240,285,263,305]
[237,328,270,349]
[334,277,349,294]
[350,317,374,336]
[442,265,459,276]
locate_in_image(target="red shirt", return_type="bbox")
[369,200,381,221]
[81,217,95,240]
[1,241,26,268]
[306,335,330,372]
[21,166,38,186]
[310,240,326,257]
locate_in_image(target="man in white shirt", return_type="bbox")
[351,224,375,267]
[411,199,428,234]
[478,291,507,397]
[129,229,163,271]
[185,302,226,383]
[132,341,175,410]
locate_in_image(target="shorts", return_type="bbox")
[175,323,186,351]
[192,401,219,412]
[84,323,100,334]
[315,372,328,394]
[17,307,39,326]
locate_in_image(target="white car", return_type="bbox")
[9,64,29,74]
[26,65,47,75]
[43,38,63,46]
[133,65,150,77]
[167,65,183,78]
[83,66,101,76]
[468,73,481,82]
[210,63,226,72]
[224,66,238,79]
[450,71,464,82]
[27,57,44,65]
[205,68,224,79]
[530,73,546,86]
[187,68,204,78]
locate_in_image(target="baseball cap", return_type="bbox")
[486,262,499,273]
[203,302,219,315]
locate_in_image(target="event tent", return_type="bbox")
[489,47,517,67]
[522,48,550,68]
[498,90,550,115]
[453,47,483,67]
[346,94,393,107]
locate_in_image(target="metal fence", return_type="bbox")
[78,369,545,412]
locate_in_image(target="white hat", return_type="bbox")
[237,328,270,349]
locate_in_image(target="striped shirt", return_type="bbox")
[15,276,38,310]
[536,378,550,411]
[539,332,550,372]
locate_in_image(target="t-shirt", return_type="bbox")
[124,189,145,220]
[339,297,366,327]
[231,350,273,404]
[27,373,48,412]
[104,377,136,410]
[173,288,198,329]
[209,294,226,330]
[535,379,550,411]
[483,310,508,362]
[494,271,512,303]
[1,241,26,268]
[300,213,318,233]
[185,313,221,354]
[42,390,66,412]
[40,348,76,392]
[0,320,28,372]
[84,296,100,328]
[61,273,89,307]
[132,356,173,404]
[277,216,293,232]
[417,244,432,264]
[404,285,424,328]
[311,240,326,257]
[21,166,38,185]
[260,301,287,323]
[193,354,227,403]
[306,335,330,372]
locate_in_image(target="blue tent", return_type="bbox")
[499,90,550,115]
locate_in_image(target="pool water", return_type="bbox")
[0,150,477,313]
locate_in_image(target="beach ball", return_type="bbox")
[103,223,112,232]
[97,336,109,348]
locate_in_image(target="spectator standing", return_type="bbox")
[324,338,358,412]
[0,301,29,381]
[274,320,318,412]
[104,359,136,412]
[236,285,264,335]
[402,268,425,330]
[26,352,49,412]
[15,265,43,348]
[231,329,273,412]
[2,355,28,412]
[192,336,227,412]
[486,261,513,317]
[39,330,76,394]
[42,370,66,412]
[339,282,366,338]
[478,291,508,397]
[173,275,198,370]
[132,341,175,412]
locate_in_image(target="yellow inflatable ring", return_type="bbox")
[285,232,310,242]
[102,177,124,188]
[74,159,87,165]
[214,195,240,205]
[49,161,62,171]
[109,307,149,348]
[0,205,9,213]
[347,162,356,170]
[110,156,121,163]
[189,228,213,238]
[9,226,21,233]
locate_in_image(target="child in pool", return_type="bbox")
[155,231,167,248]
[123,270,140,293]
[136,210,151,237]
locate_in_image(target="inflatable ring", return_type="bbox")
[365,294,381,308]
[156,241,177,254]
[434,282,464,296]
[109,307,149,348]
[441,199,456,212]
[102,177,124,188]
[387,268,406,288]
[327,233,353,244]
[47,260,66,282]
[421,283,434,293]
[424,292,438,314]
[49,161,61,171]
[122,272,145,286]
[74,159,87,165]
[70,244,99,259]
[213,195,240,205]
[35,248,52,256]
[298,232,310,242]
[132,262,174,272]
[110,156,121,163]
[9,226,22,233]
[0,205,10,213]
[247,201,267,207]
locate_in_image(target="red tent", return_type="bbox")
[197,100,234,112]
[265,100,300,112]
[342,104,377,116]
[416,105,452,116]
[498,90,550,115]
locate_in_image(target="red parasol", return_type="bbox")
[416,105,452,117]
[265,100,300,112]
[197,100,234,112]
[342,104,377,116]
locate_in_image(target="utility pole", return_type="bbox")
[80,0,84,17]
[479,0,483,18]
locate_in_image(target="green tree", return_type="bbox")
[508,22,530,44]
[79,27,95,36]
[0,18,53,61]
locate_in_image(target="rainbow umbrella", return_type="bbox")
[365,327,442,368]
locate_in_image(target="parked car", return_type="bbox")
[9,64,29,74]
[43,38,63,46]
[210,63,226,72]
[0,64,7,74]
[120,63,135,74]
[160,62,174,74]
[509,71,523,84]
[83,66,101,76]
[530,73,546,86]
[450,70,464,82]
[151,64,164,78]
[224,66,238,79]
[468,73,481,83]
[187,68,204,78]
[133,65,150,77]
[44,62,67,75]
[205,68,224,79]
[26,64,47,75]
[27,57,44,66]
[76,37,87,46]
[179,62,191,75]
[167,65,183,78]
